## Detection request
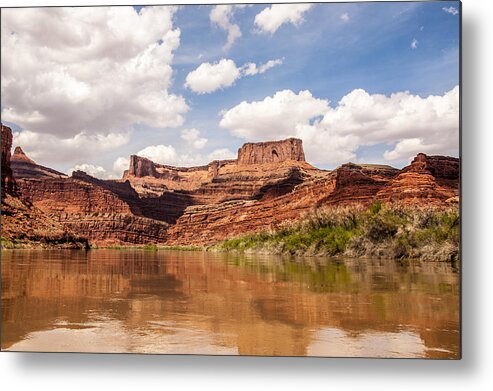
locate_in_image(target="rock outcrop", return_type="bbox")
[237,138,305,165]
[166,163,401,245]
[11,146,66,180]
[4,133,460,247]
[1,124,87,248]
[1,124,15,196]
[376,154,460,203]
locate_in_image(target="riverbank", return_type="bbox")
[2,202,459,262]
[213,202,459,262]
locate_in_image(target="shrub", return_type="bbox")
[216,203,459,262]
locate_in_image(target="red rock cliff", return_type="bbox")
[237,138,305,165]
[1,124,15,196]
[8,134,459,246]
[1,124,87,248]
[376,154,459,203]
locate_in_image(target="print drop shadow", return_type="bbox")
[11,7,479,378]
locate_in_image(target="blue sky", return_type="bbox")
[1,2,460,177]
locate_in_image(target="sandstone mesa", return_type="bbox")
[1,124,459,247]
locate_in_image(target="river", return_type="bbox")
[1,249,460,358]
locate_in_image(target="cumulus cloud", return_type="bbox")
[113,157,130,177]
[411,38,418,49]
[185,58,282,94]
[181,128,208,149]
[241,59,283,76]
[68,163,108,178]
[442,6,459,16]
[1,7,188,162]
[340,13,350,23]
[254,4,313,34]
[135,144,236,167]
[207,148,237,161]
[185,59,240,94]
[219,86,459,166]
[210,5,245,50]
[68,157,133,180]
[13,129,130,166]
[219,90,329,141]
[137,144,180,166]
[383,138,441,161]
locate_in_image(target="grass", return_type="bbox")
[91,244,204,251]
[215,202,460,262]
[1,237,15,249]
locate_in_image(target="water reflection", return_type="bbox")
[1,250,460,358]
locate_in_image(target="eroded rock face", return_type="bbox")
[166,163,401,245]
[14,172,171,245]
[7,135,460,247]
[12,146,35,164]
[1,124,15,196]
[1,124,87,248]
[376,154,460,203]
[11,146,67,180]
[237,138,305,165]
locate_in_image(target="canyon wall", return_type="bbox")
[1,124,15,196]
[11,146,67,179]
[237,138,305,165]
[5,132,460,247]
[376,154,460,203]
[1,124,87,248]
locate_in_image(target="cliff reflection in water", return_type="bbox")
[1,250,459,358]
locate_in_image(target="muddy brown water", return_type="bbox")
[1,249,460,358]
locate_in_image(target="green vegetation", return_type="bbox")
[1,237,15,249]
[215,202,460,262]
[91,244,204,251]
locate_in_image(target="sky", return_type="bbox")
[0,1,460,179]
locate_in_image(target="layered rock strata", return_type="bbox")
[1,124,15,196]
[5,133,460,247]
[376,154,460,203]
[237,138,305,165]
[11,146,67,179]
[1,124,87,248]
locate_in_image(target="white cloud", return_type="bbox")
[1,7,188,146]
[185,59,240,94]
[210,5,245,50]
[137,144,180,166]
[207,148,236,161]
[383,138,441,161]
[254,4,313,34]
[185,58,283,94]
[13,129,130,166]
[411,38,418,49]
[219,89,330,141]
[219,86,459,166]
[241,59,283,76]
[68,163,108,178]
[181,128,208,149]
[136,144,235,167]
[442,6,459,16]
[340,13,350,23]
[112,157,130,178]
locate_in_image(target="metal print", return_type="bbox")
[0,2,460,358]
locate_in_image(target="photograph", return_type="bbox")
[1,1,460,358]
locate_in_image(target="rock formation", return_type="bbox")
[11,146,66,180]
[4,132,460,247]
[1,124,15,196]
[237,138,305,165]
[1,124,87,248]
[376,154,460,203]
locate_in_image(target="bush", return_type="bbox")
[216,203,459,262]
